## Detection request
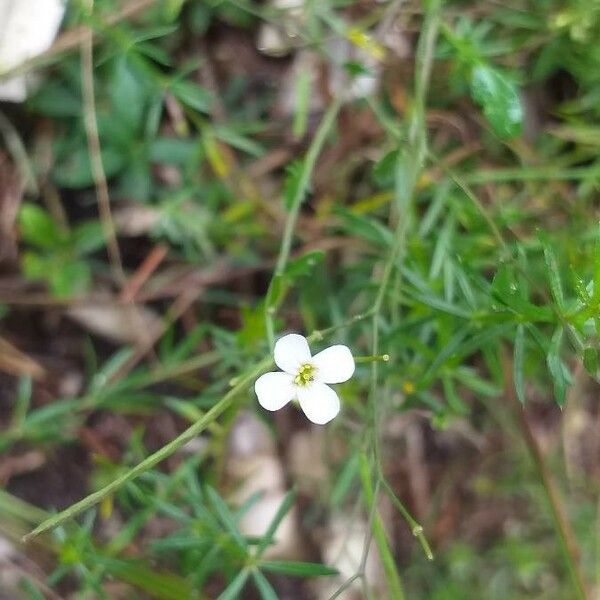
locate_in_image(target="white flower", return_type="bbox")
[254,333,355,425]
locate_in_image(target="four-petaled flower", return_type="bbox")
[254,334,355,424]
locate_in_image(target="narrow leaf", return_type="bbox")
[260,561,338,577]
[514,324,526,404]
[256,490,296,556]
[216,569,250,600]
[253,570,279,600]
[546,327,571,407]
[541,239,565,311]
[205,486,247,551]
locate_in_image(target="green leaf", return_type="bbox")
[72,221,106,255]
[583,346,598,377]
[541,238,565,311]
[293,68,311,139]
[594,223,600,303]
[491,264,552,322]
[149,138,199,165]
[171,80,213,114]
[54,146,125,189]
[284,251,325,280]
[514,324,526,404]
[22,252,48,280]
[49,261,90,298]
[331,451,359,508]
[335,207,393,248]
[358,452,404,598]
[99,557,194,600]
[283,159,305,211]
[118,157,152,201]
[546,327,572,407]
[214,124,265,157]
[253,570,279,600]
[373,149,399,187]
[256,490,296,556]
[28,82,80,118]
[19,203,63,248]
[205,486,247,551]
[110,56,149,133]
[18,578,46,600]
[470,64,523,138]
[217,570,250,600]
[260,561,338,578]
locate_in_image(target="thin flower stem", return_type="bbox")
[80,0,125,285]
[22,356,272,543]
[501,350,589,600]
[264,97,343,348]
[380,476,434,561]
[359,452,405,600]
[353,1,441,597]
[22,312,373,543]
[354,354,390,364]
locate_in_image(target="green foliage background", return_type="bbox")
[2,0,600,598]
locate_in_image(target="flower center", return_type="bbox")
[294,363,316,387]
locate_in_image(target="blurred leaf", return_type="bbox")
[373,149,399,187]
[283,159,305,211]
[238,304,267,348]
[98,557,193,600]
[172,80,213,114]
[118,157,152,201]
[149,137,199,165]
[470,64,523,138]
[293,68,311,140]
[336,207,393,248]
[546,327,571,407]
[331,451,359,507]
[19,204,63,248]
[284,250,325,280]
[22,252,48,280]
[28,82,80,118]
[214,124,265,157]
[514,324,526,403]
[110,56,149,133]
[260,561,338,577]
[72,221,106,255]
[253,570,279,600]
[216,570,249,600]
[491,265,552,322]
[256,490,296,556]
[18,578,46,600]
[205,486,247,551]
[54,146,125,188]
[541,237,565,311]
[50,260,90,298]
[583,346,598,376]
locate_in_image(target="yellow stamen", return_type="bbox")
[294,363,316,386]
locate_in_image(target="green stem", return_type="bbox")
[359,453,405,600]
[264,97,343,348]
[502,351,589,600]
[360,0,441,588]
[22,313,373,543]
[380,476,434,561]
[23,356,272,542]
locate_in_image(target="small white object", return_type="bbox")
[0,0,66,101]
[255,333,355,424]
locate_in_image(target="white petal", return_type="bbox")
[312,345,355,384]
[297,382,340,425]
[255,372,296,411]
[274,333,311,374]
